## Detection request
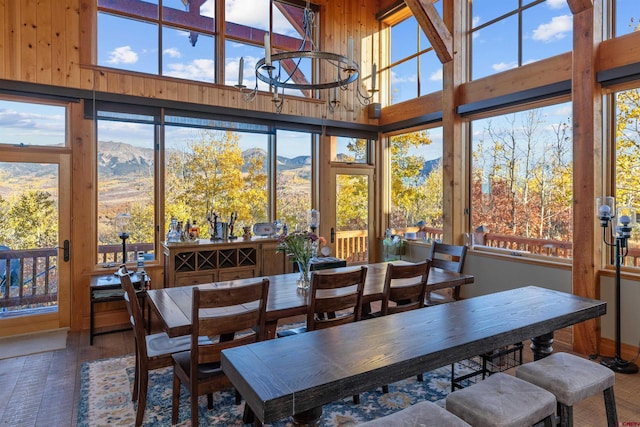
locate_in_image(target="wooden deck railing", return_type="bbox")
[97,243,154,264]
[0,248,58,310]
[335,230,369,264]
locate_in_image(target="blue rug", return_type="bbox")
[77,354,462,426]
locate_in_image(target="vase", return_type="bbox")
[296,260,312,290]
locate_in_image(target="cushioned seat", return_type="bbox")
[445,372,556,427]
[516,352,617,427]
[356,401,470,426]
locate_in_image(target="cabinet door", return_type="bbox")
[261,243,292,276]
[218,268,256,281]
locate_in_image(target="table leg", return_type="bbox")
[530,332,554,360]
[265,320,278,340]
[292,406,323,427]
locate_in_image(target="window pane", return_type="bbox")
[164,126,268,236]
[390,128,443,231]
[162,0,215,31]
[419,50,442,97]
[276,130,312,228]
[97,119,156,264]
[98,13,159,74]
[0,100,66,147]
[472,0,519,28]
[333,136,368,163]
[472,15,518,80]
[615,0,639,37]
[390,18,418,64]
[390,57,418,104]
[226,0,269,30]
[471,102,573,257]
[162,26,215,83]
[98,0,158,20]
[226,41,266,88]
[522,1,572,64]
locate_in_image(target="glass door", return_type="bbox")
[330,168,374,265]
[0,99,71,337]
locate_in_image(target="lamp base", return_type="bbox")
[600,356,639,374]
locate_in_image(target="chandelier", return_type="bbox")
[235,1,376,113]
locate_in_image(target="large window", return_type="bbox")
[470,102,573,257]
[389,127,443,231]
[275,130,312,228]
[97,0,316,97]
[614,87,640,258]
[384,4,443,105]
[97,113,157,263]
[470,0,572,80]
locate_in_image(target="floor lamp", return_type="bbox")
[597,197,639,374]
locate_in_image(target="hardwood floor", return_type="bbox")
[0,327,638,426]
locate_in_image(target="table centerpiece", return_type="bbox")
[276,231,323,290]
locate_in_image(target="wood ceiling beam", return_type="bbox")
[404,0,453,63]
[566,0,593,14]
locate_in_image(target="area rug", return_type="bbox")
[78,354,467,426]
[0,328,68,360]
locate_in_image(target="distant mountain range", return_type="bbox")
[92,141,440,176]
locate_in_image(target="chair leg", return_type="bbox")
[603,387,618,427]
[135,368,148,426]
[191,384,200,427]
[417,373,424,382]
[559,403,572,427]
[352,394,360,404]
[207,393,213,409]
[132,352,139,402]
[542,414,554,427]
[235,389,242,405]
[171,372,181,425]
[381,385,389,394]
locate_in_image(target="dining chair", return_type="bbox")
[374,260,431,389]
[277,266,367,404]
[117,265,198,427]
[171,278,270,427]
[426,242,467,305]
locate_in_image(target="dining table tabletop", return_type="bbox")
[146,260,474,339]
[221,285,607,425]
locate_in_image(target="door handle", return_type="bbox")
[331,227,335,243]
[63,240,70,262]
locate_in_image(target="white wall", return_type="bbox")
[404,242,640,349]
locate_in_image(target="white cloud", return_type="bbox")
[546,0,567,10]
[429,69,443,81]
[164,58,216,82]
[492,61,517,72]
[532,15,572,42]
[390,70,417,85]
[163,47,181,58]
[107,46,138,65]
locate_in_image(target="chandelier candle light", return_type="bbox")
[596,196,639,374]
[235,1,376,113]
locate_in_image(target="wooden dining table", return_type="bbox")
[221,286,607,426]
[146,261,474,339]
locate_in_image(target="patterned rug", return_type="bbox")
[77,354,466,426]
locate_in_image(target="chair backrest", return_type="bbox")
[428,242,467,273]
[381,260,432,315]
[306,266,367,331]
[191,278,270,367]
[117,265,149,357]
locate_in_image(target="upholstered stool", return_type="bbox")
[445,372,556,427]
[356,400,471,427]
[516,352,617,427]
